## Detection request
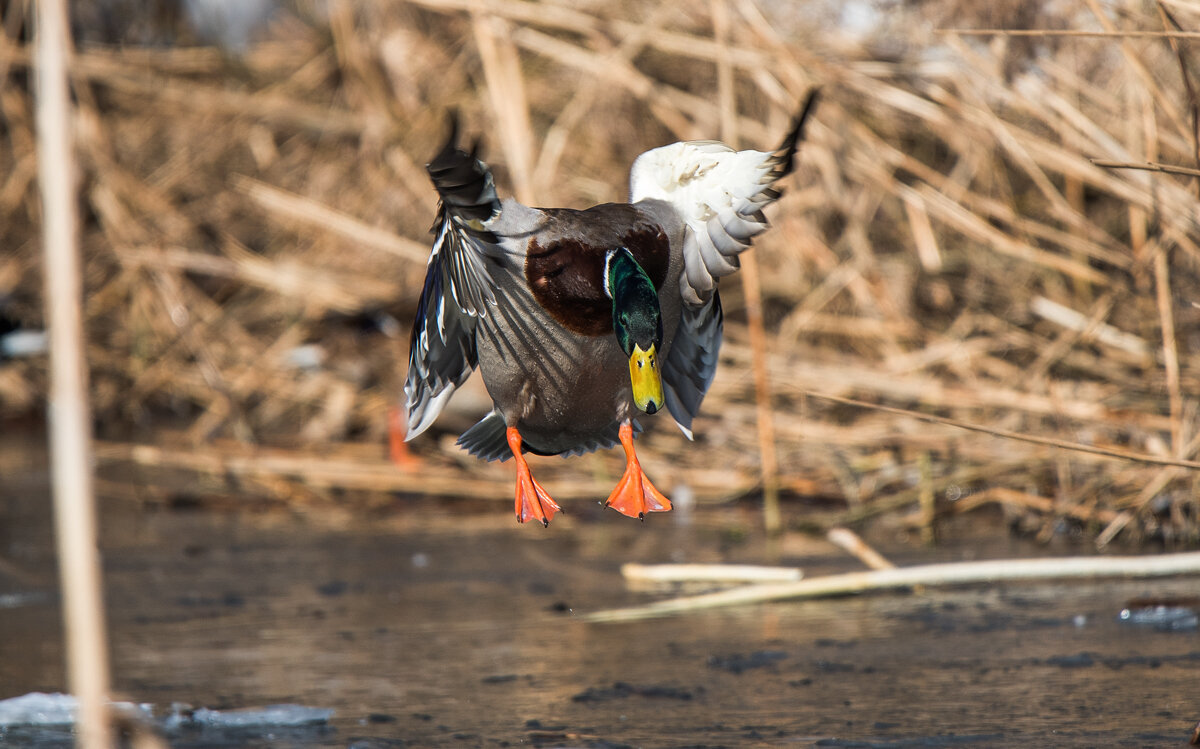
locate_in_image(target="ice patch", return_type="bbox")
[0,693,151,727]
[0,693,332,736]
[166,703,335,730]
[0,330,47,358]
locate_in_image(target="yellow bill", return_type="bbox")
[628,343,665,415]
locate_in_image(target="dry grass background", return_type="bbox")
[1,0,1199,547]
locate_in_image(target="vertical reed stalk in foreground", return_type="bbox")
[711,0,782,536]
[35,1,113,747]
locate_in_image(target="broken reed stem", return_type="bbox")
[1089,159,1200,178]
[799,390,1200,471]
[740,258,783,533]
[584,551,1200,622]
[711,0,781,537]
[35,1,113,747]
[939,28,1200,40]
[917,451,936,545]
[1155,246,1184,455]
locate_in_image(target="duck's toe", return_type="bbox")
[507,426,562,526]
[604,462,671,519]
[514,466,561,526]
[604,420,672,519]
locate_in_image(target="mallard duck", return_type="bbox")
[404,90,819,526]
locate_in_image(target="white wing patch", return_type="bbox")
[629,141,779,304]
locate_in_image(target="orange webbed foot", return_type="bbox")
[388,406,422,470]
[604,421,672,520]
[507,427,562,527]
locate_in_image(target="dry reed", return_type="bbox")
[586,550,1200,622]
[1,0,1198,547]
[34,0,112,746]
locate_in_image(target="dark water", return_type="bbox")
[1,436,1198,747]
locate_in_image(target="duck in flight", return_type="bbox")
[404,90,820,526]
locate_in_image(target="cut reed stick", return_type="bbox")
[621,563,803,583]
[825,527,896,570]
[584,551,1200,622]
[1030,295,1151,357]
[35,1,112,747]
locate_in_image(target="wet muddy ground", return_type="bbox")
[1,435,1198,747]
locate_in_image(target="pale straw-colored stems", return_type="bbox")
[585,552,1200,623]
[36,0,112,746]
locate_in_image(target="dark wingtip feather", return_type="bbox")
[425,111,501,230]
[773,87,821,179]
[430,109,462,167]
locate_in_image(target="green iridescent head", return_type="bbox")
[605,248,664,415]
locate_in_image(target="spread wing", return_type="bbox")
[403,116,502,439]
[628,89,819,305]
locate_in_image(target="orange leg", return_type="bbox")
[388,406,421,470]
[604,421,672,520]
[507,427,562,527]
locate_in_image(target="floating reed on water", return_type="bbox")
[1,0,1198,546]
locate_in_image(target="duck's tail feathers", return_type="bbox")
[457,413,643,462]
[456,410,511,462]
[629,88,820,304]
[557,420,642,459]
[663,290,723,439]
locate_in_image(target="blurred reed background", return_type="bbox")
[1,0,1198,546]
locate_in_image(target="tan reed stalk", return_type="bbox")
[471,4,536,204]
[1155,247,1184,455]
[712,0,782,536]
[35,0,112,746]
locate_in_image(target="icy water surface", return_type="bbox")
[1,438,1198,747]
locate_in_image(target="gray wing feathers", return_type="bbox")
[424,116,503,318]
[404,117,504,439]
[663,290,723,439]
[692,90,819,283]
[668,90,819,305]
[404,260,477,438]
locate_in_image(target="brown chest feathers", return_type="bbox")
[524,205,671,337]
